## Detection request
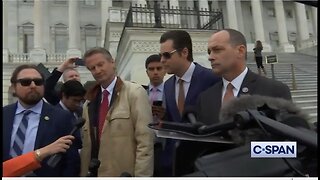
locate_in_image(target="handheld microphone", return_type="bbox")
[86,158,101,177]
[120,172,132,177]
[182,106,199,124]
[47,118,86,168]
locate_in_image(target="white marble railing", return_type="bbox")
[109,7,129,23]
[8,53,67,63]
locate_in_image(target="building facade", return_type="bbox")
[2,0,317,105]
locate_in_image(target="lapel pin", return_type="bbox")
[44,116,50,121]
[242,87,249,93]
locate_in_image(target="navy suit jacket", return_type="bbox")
[3,101,80,177]
[161,63,221,176]
[196,69,292,125]
[164,63,220,123]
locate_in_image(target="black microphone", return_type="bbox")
[120,172,132,177]
[86,158,101,177]
[182,106,198,124]
[197,120,236,135]
[47,118,86,168]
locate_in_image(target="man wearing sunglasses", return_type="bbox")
[159,30,221,176]
[3,64,81,176]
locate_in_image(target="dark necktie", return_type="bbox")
[177,79,185,115]
[10,110,32,157]
[98,90,109,142]
[222,83,235,105]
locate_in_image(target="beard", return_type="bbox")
[18,91,43,106]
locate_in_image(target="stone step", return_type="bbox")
[294,100,317,107]
[292,94,317,101]
[299,106,317,115]
[291,89,318,96]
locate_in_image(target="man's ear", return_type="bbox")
[238,45,246,58]
[181,47,189,58]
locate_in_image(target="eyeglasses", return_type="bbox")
[159,49,177,59]
[16,78,44,86]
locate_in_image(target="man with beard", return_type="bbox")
[3,64,81,177]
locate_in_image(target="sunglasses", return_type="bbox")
[159,49,177,59]
[16,78,44,86]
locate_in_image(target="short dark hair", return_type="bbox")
[217,28,247,59]
[60,80,86,98]
[221,28,247,48]
[145,54,161,69]
[160,30,193,62]
[83,47,113,62]
[10,64,45,84]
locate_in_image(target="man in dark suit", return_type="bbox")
[159,30,221,176]
[3,64,80,176]
[196,28,292,126]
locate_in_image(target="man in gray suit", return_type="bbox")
[196,28,292,125]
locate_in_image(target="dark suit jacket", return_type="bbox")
[54,103,83,150]
[164,63,221,123]
[3,101,81,177]
[162,63,221,176]
[196,69,292,125]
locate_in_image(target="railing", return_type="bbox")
[125,4,224,29]
[8,53,67,63]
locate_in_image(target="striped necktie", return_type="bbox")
[10,110,32,157]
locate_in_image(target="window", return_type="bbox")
[285,9,293,18]
[267,8,275,17]
[55,35,68,53]
[83,24,99,51]
[54,0,67,5]
[23,34,34,53]
[84,0,95,6]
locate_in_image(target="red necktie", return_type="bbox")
[98,90,109,142]
[222,83,234,105]
[177,79,185,115]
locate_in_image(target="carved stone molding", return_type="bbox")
[131,41,160,52]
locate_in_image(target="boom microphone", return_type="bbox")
[47,118,86,168]
[217,95,311,144]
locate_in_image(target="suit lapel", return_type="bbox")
[185,64,201,106]
[34,102,52,149]
[165,76,181,122]
[3,103,17,159]
[238,70,258,97]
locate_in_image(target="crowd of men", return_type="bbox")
[3,28,302,177]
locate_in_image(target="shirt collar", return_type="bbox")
[149,82,164,92]
[222,67,248,91]
[59,101,69,112]
[100,76,117,94]
[175,62,195,84]
[16,99,44,115]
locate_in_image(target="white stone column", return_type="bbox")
[235,1,244,33]
[3,0,9,62]
[199,0,210,27]
[30,0,46,63]
[294,2,310,50]
[169,0,180,27]
[251,0,271,52]
[67,0,81,58]
[274,0,295,52]
[101,0,112,46]
[311,7,317,38]
[226,0,238,30]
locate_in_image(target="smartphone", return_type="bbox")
[75,58,85,66]
[153,100,163,106]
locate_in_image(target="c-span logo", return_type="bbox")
[251,141,297,158]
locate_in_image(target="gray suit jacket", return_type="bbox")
[196,69,292,125]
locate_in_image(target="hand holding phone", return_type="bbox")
[75,58,85,66]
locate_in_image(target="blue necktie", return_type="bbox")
[10,110,32,157]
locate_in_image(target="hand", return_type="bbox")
[57,57,78,72]
[36,135,75,161]
[152,105,165,120]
